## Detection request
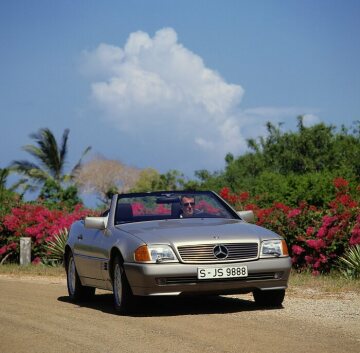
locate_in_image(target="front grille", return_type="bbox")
[157,272,278,285]
[177,243,258,263]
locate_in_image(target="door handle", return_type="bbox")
[77,234,83,240]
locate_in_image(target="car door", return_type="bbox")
[73,227,107,281]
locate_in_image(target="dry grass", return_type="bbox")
[289,270,360,294]
[0,264,65,278]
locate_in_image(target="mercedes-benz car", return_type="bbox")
[65,191,291,313]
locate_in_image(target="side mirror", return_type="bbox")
[84,216,107,230]
[237,210,255,224]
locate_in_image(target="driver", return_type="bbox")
[180,195,195,217]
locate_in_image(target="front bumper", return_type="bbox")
[124,257,292,296]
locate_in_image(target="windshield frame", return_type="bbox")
[114,190,240,224]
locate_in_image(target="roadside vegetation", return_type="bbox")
[289,270,360,293]
[0,263,65,277]
[0,117,359,281]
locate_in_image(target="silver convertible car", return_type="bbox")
[65,191,291,313]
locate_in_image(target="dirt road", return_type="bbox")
[0,276,359,353]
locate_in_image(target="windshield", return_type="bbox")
[115,191,237,224]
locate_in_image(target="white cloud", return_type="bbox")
[302,113,320,126]
[81,43,125,78]
[82,28,245,167]
[195,137,214,150]
[82,28,318,172]
[240,107,321,140]
[242,107,321,123]
[243,107,304,118]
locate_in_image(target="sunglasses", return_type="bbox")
[183,202,195,207]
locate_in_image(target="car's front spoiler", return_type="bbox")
[124,257,292,296]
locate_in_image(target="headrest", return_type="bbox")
[171,202,182,218]
[116,203,133,222]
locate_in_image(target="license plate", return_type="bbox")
[197,265,248,279]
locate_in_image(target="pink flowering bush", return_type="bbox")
[219,178,360,274]
[131,202,170,216]
[197,200,222,214]
[0,202,95,264]
[132,202,146,216]
[1,177,359,273]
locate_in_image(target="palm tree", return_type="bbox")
[0,167,28,194]
[0,168,9,190]
[11,128,91,189]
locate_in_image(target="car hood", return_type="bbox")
[117,218,280,245]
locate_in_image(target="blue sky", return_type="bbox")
[1,0,359,182]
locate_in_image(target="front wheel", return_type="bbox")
[66,252,95,302]
[253,289,285,307]
[112,256,134,314]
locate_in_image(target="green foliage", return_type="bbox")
[195,119,360,207]
[104,186,118,203]
[131,168,161,192]
[0,168,9,190]
[0,167,28,197]
[0,168,22,219]
[132,169,189,192]
[247,171,338,207]
[0,191,20,218]
[38,179,81,210]
[192,169,224,191]
[247,118,359,176]
[337,245,360,279]
[156,170,185,190]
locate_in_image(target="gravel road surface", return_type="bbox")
[0,276,359,353]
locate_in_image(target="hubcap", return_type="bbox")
[68,257,76,295]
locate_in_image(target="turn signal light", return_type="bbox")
[134,245,151,262]
[281,240,289,256]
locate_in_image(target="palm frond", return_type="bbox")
[22,144,50,173]
[21,183,38,194]
[0,168,10,188]
[8,178,28,192]
[11,160,49,182]
[11,160,39,170]
[22,144,44,159]
[59,129,70,171]
[28,128,63,181]
[12,127,88,194]
[71,145,92,177]
[39,128,62,180]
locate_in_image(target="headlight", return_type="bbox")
[260,239,289,258]
[134,244,178,263]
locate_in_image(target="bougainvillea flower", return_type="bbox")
[292,245,305,255]
[333,177,349,189]
[306,239,326,251]
[287,209,301,219]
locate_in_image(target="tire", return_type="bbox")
[253,289,285,307]
[112,256,134,314]
[66,252,95,302]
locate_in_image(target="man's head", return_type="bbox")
[180,195,195,217]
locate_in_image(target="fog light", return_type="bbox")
[274,272,283,279]
[156,278,167,285]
